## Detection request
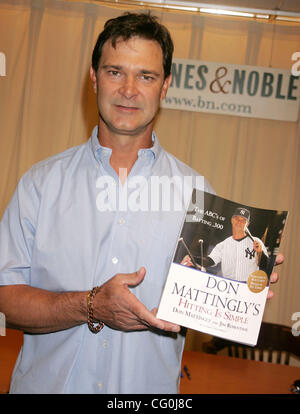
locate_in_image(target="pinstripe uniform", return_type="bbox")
[208,235,260,282]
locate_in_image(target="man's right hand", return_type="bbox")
[92,267,181,333]
[0,268,180,335]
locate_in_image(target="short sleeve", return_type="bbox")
[208,240,223,266]
[0,170,40,286]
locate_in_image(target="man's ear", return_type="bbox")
[90,66,97,94]
[160,73,172,101]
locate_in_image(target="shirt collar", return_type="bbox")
[90,125,162,164]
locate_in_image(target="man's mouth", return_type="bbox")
[114,104,140,112]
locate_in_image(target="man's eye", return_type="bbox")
[141,74,154,81]
[109,70,120,76]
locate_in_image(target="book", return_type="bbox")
[157,189,288,346]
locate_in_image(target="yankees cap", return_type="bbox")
[232,207,250,220]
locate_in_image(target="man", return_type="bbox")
[0,12,211,394]
[207,207,269,282]
[0,13,281,394]
[182,207,270,282]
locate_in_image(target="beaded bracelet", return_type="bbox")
[87,286,104,333]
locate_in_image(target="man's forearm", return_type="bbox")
[0,285,88,333]
[0,269,182,335]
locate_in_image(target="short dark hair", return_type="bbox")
[91,12,174,79]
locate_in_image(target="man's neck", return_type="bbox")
[232,230,247,240]
[97,124,153,182]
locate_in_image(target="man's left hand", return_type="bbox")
[267,253,284,299]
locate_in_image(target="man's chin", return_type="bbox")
[100,116,154,137]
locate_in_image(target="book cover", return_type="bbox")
[157,189,288,346]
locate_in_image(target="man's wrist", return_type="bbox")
[87,286,104,333]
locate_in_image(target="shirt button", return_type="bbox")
[98,382,103,390]
[112,257,118,264]
[103,340,108,349]
[119,217,125,225]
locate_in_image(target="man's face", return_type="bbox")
[231,215,248,233]
[90,36,171,137]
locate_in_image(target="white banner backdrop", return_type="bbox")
[161,58,300,122]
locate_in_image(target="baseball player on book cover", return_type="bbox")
[182,207,269,282]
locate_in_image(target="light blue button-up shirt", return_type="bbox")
[0,126,213,394]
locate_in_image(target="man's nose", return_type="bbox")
[119,75,138,99]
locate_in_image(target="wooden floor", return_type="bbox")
[180,350,300,394]
[0,328,23,393]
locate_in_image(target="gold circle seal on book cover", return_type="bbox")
[247,270,268,293]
